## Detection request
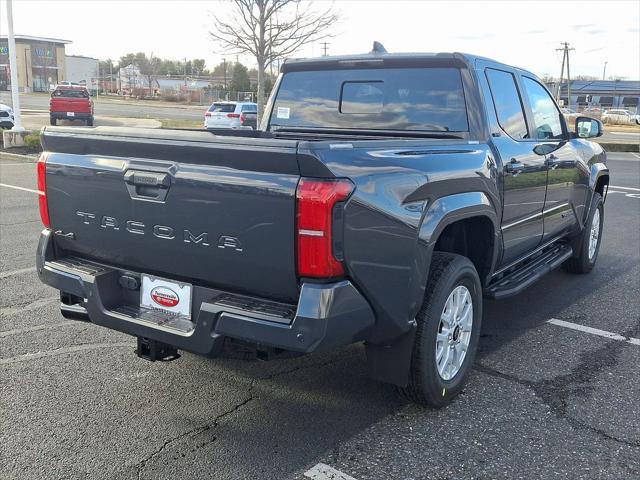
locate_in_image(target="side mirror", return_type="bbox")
[575,116,603,138]
[533,143,561,156]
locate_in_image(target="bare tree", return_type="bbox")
[210,0,338,122]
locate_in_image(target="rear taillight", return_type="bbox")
[240,113,246,122]
[227,113,240,118]
[37,153,50,228]
[205,112,212,117]
[296,178,354,278]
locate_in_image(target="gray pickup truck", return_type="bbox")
[36,48,609,407]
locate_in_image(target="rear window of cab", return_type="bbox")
[52,89,89,98]
[208,103,237,113]
[270,67,469,132]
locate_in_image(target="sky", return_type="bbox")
[1,0,639,79]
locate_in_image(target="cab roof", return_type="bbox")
[281,50,536,78]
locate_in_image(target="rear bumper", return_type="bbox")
[37,230,374,356]
[50,112,92,120]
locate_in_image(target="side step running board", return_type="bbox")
[485,243,573,299]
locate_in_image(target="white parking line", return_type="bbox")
[0,266,36,279]
[305,463,358,480]
[547,319,640,346]
[610,185,640,192]
[632,152,640,160]
[0,321,78,339]
[0,162,36,166]
[0,183,40,194]
[0,342,133,365]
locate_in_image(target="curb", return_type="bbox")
[0,151,39,162]
[596,142,640,153]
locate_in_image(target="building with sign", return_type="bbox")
[0,35,71,92]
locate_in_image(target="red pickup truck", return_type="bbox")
[49,85,94,126]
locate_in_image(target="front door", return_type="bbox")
[484,68,548,265]
[520,76,589,242]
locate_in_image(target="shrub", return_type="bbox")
[23,133,42,152]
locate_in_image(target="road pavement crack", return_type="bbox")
[135,392,254,480]
[476,326,640,449]
[134,355,347,479]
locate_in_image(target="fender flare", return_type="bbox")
[586,162,609,220]
[589,162,609,192]
[418,191,499,246]
[416,191,500,291]
[367,191,499,388]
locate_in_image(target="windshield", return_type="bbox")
[52,89,89,98]
[269,67,469,132]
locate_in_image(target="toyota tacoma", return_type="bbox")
[36,46,609,407]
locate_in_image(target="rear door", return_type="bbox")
[484,67,547,265]
[519,76,589,242]
[43,129,301,302]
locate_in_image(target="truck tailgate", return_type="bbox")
[41,127,301,302]
[50,97,92,113]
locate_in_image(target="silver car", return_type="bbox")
[601,109,640,125]
[204,102,257,129]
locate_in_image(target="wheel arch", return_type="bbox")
[418,191,500,284]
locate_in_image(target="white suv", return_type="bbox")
[601,109,640,125]
[204,102,257,129]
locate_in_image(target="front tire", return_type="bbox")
[564,192,604,274]
[399,252,482,408]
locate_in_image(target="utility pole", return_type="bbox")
[321,42,330,56]
[223,58,227,89]
[5,0,24,131]
[184,57,187,86]
[556,42,574,110]
[602,61,608,81]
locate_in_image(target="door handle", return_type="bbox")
[505,158,525,174]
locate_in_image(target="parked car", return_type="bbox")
[36,48,609,407]
[204,101,257,129]
[49,85,94,126]
[0,103,15,129]
[240,104,258,129]
[601,109,640,125]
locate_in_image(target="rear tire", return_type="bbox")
[398,252,482,408]
[50,117,57,126]
[86,117,94,126]
[564,192,604,274]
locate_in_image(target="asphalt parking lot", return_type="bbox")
[0,152,638,480]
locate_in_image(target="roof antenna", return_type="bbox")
[370,41,388,54]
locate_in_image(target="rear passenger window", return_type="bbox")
[486,69,529,140]
[241,104,257,113]
[521,77,564,140]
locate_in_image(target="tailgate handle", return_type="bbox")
[124,170,171,201]
[124,171,170,187]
